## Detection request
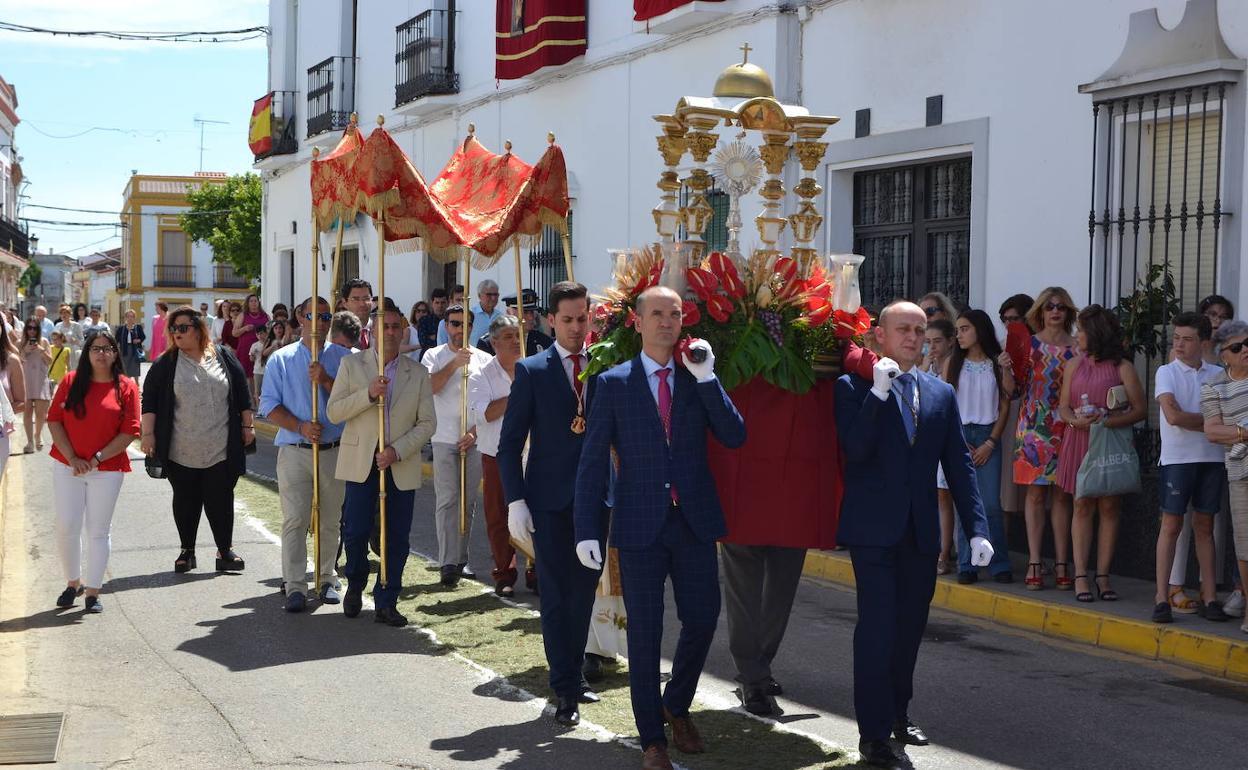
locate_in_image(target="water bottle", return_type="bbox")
[1078,393,1094,418]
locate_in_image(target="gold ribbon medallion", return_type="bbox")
[571,415,586,434]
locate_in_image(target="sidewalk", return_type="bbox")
[803,549,1248,682]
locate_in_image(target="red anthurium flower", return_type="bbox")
[681,299,701,326]
[708,251,743,288]
[774,256,798,284]
[721,269,746,300]
[806,298,833,327]
[706,294,734,323]
[686,267,719,300]
[624,307,638,328]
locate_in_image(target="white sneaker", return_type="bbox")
[1224,589,1245,618]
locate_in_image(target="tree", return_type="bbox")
[180,173,262,280]
[18,262,41,294]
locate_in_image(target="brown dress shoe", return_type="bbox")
[662,707,705,754]
[641,744,674,770]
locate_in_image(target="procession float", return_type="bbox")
[584,46,874,550]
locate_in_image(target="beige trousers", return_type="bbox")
[277,445,345,596]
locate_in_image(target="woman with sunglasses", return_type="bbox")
[18,319,53,453]
[47,329,141,613]
[1013,287,1079,590]
[141,307,254,573]
[918,291,958,323]
[1201,319,1248,635]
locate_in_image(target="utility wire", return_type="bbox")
[62,235,121,254]
[0,20,268,43]
[20,216,128,227]
[26,203,238,217]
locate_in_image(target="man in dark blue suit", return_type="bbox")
[836,300,993,769]
[498,281,602,727]
[575,286,745,770]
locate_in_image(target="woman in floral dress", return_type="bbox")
[1013,287,1078,591]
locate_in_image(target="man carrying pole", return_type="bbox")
[327,298,435,626]
[259,295,348,612]
[423,302,490,587]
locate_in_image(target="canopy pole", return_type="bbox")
[460,248,472,537]
[513,237,527,359]
[308,188,323,595]
[375,209,389,589]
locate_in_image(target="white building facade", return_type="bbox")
[256,0,1248,321]
[0,74,28,310]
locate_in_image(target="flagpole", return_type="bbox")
[328,113,358,310]
[512,241,527,359]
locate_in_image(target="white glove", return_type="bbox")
[575,539,603,570]
[970,536,994,567]
[508,500,535,545]
[682,339,716,383]
[871,357,901,400]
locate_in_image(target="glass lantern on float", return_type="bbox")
[830,253,866,313]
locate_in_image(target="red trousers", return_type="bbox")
[481,454,518,587]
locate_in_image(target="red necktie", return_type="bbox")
[571,353,583,398]
[360,327,370,349]
[657,368,678,503]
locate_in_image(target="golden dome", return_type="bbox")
[713,60,774,99]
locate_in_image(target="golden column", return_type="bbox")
[789,119,831,276]
[680,113,720,262]
[755,131,790,254]
[652,115,687,244]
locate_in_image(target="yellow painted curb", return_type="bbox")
[802,549,1248,683]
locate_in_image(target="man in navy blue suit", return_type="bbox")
[498,281,602,727]
[836,300,993,769]
[575,286,745,770]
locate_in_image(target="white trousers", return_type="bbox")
[52,461,125,589]
[0,432,9,484]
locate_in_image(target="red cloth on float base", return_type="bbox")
[709,377,842,549]
[708,342,878,549]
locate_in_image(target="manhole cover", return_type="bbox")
[0,713,64,764]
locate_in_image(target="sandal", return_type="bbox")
[174,550,196,573]
[1054,562,1074,590]
[936,558,952,576]
[1095,574,1119,602]
[1167,586,1199,614]
[1024,562,1044,591]
[1074,575,1094,603]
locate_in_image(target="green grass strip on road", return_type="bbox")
[234,476,850,770]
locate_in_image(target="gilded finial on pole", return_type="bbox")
[349,112,359,127]
[312,146,321,159]
[504,140,513,154]
[468,123,476,135]
[548,131,555,145]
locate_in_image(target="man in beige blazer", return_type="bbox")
[327,299,436,627]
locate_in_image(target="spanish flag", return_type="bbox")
[248,94,273,156]
[495,0,587,80]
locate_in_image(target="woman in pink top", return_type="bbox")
[233,293,268,380]
[150,302,168,359]
[1056,305,1146,604]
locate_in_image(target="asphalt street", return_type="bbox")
[2,438,1246,769]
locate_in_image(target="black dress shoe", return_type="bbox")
[893,718,929,745]
[740,686,776,716]
[553,696,580,726]
[582,653,604,683]
[343,588,363,618]
[374,606,408,627]
[957,571,979,585]
[440,565,460,587]
[765,677,783,697]
[858,739,904,769]
[577,685,600,704]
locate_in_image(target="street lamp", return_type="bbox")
[29,233,38,255]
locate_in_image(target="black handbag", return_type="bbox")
[144,455,166,479]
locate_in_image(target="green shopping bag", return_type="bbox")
[1075,422,1141,499]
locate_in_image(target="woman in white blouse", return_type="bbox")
[469,314,526,596]
[944,309,1017,583]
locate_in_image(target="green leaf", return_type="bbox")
[180,173,262,281]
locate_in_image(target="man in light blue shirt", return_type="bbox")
[259,295,351,612]
[35,305,55,341]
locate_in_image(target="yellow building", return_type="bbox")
[113,172,253,336]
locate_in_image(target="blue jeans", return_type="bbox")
[956,423,1011,576]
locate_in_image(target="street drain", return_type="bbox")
[0,712,64,764]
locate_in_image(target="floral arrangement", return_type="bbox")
[585,245,873,394]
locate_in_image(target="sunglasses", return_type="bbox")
[303,312,333,322]
[1045,302,1068,312]
[88,346,116,355]
[922,307,940,317]
[447,320,464,328]
[171,323,197,334]
[1225,341,1248,354]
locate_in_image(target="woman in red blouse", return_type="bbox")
[47,329,141,613]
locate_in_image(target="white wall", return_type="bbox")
[260,0,1248,317]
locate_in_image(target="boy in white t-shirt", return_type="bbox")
[249,325,270,409]
[1153,312,1231,624]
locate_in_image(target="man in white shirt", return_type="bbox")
[1152,311,1231,623]
[422,303,491,586]
[34,305,55,341]
[470,314,524,596]
[84,307,111,335]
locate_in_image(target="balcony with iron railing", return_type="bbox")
[213,263,249,288]
[307,56,356,138]
[115,267,127,290]
[153,264,195,288]
[396,6,458,108]
[0,214,29,259]
[252,90,299,162]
